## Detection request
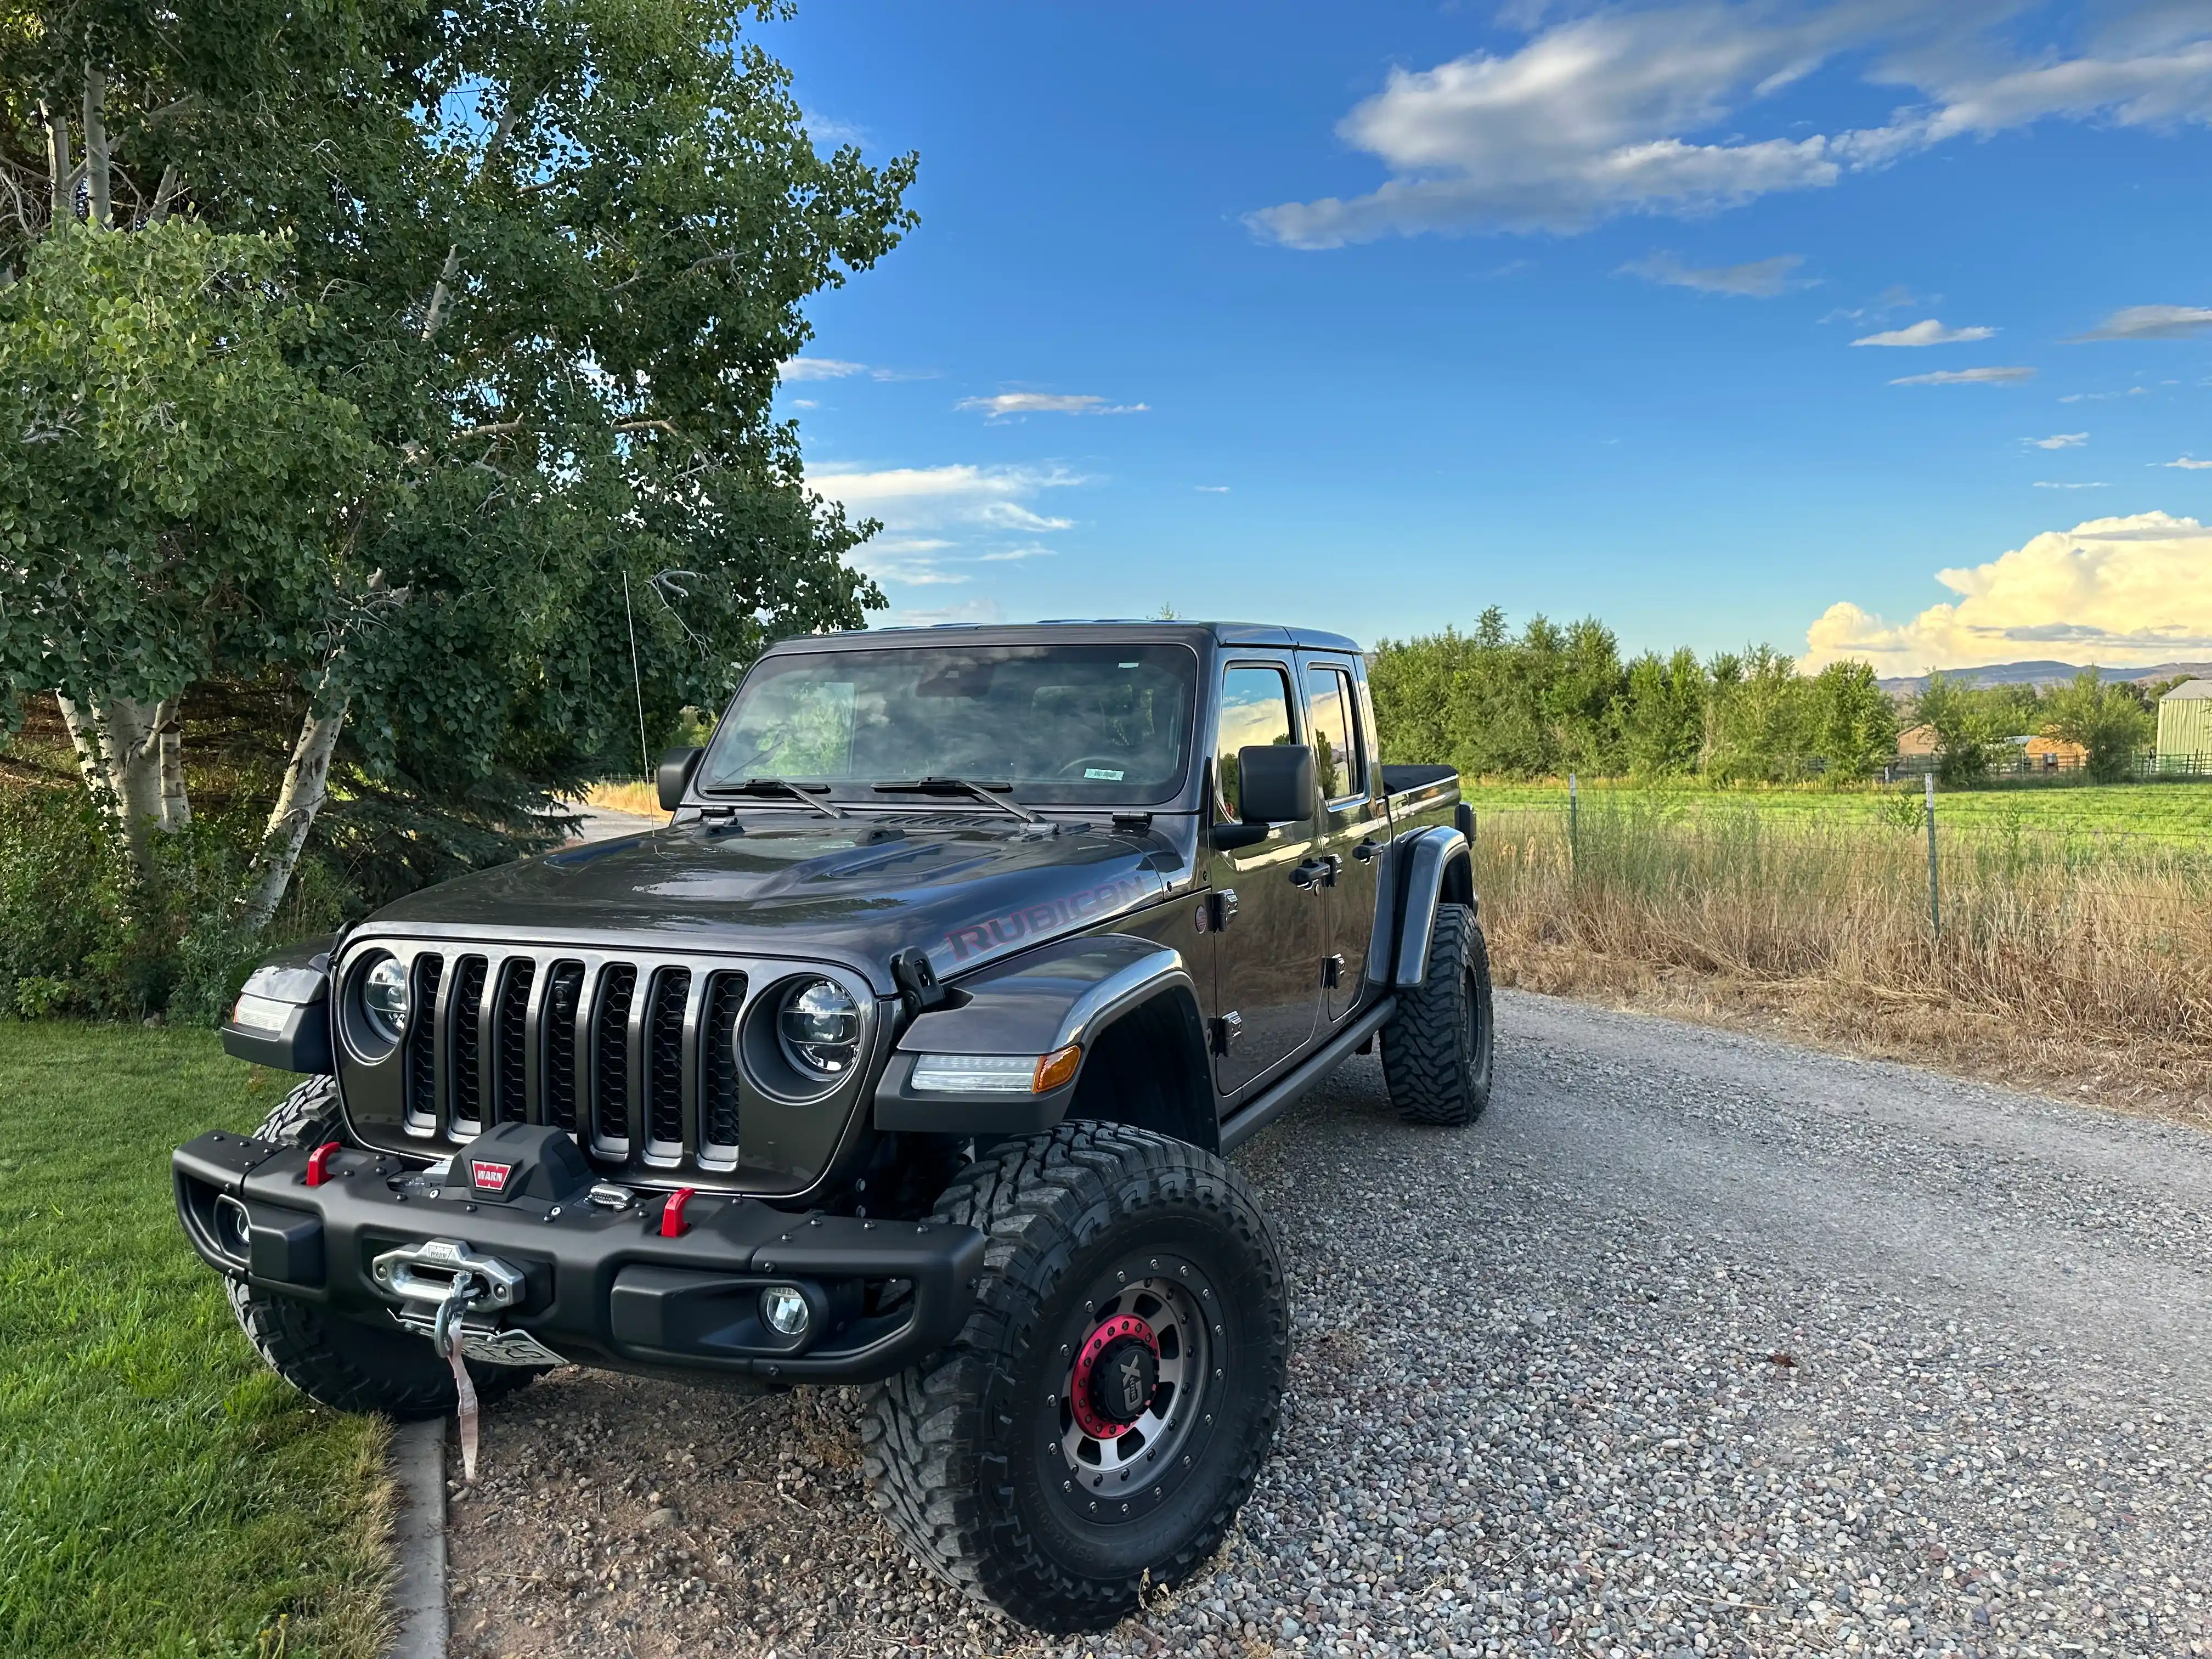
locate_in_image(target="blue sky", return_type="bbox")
[764,1,2212,673]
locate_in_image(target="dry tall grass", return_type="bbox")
[1472,797,2212,1126]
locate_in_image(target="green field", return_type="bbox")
[0,1025,388,1659]
[1460,777,2212,846]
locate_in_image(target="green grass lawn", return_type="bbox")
[0,1025,390,1659]
[1459,777,2212,844]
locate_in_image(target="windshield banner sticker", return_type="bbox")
[940,871,1160,964]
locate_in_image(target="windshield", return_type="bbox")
[699,642,1199,805]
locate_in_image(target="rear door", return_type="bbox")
[1207,656,1323,1095]
[1300,654,1386,1023]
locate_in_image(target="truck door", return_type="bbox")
[1300,654,1386,1023]
[1207,657,1323,1096]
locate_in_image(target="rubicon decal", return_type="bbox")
[942,873,1156,962]
[470,1159,515,1193]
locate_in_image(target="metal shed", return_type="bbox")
[2157,679,2212,763]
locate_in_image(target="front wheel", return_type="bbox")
[862,1124,1288,1632]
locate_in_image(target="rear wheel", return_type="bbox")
[862,1123,1288,1632]
[1381,902,1494,1126]
[227,1076,540,1421]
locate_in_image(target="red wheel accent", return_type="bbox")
[1068,1313,1160,1440]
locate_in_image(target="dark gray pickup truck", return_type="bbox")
[174,620,1492,1630]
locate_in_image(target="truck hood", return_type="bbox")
[362,816,1187,987]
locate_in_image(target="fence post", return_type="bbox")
[1924,771,1939,939]
[1569,772,1579,873]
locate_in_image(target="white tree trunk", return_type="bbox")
[154,697,190,830]
[82,67,111,229]
[234,702,348,934]
[54,691,172,883]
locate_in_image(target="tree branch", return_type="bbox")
[602,248,743,296]
[146,163,180,225]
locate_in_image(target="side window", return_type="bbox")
[1215,664,1295,819]
[1305,664,1365,803]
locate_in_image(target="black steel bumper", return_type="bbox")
[172,1130,984,1384]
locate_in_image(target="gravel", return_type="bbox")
[444,989,2212,1657]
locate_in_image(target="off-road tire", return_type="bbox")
[1381,902,1494,1126]
[225,1075,540,1421]
[862,1123,1289,1632]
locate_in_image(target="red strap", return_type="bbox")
[304,1142,342,1187]
[659,1186,697,1238]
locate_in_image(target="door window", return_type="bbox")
[1305,665,1365,803]
[1215,665,1295,819]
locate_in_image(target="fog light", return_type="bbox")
[760,1285,810,1338]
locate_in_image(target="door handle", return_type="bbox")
[1352,839,1383,864]
[1291,856,1340,890]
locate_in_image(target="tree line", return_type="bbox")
[1369,609,2163,786]
[0,0,912,1014]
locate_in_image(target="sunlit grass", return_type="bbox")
[0,1025,391,1658]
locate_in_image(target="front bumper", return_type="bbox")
[173,1131,983,1384]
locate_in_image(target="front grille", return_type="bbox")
[393,948,787,1178]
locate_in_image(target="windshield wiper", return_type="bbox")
[726,777,848,819]
[872,776,1042,825]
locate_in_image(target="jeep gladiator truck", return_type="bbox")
[174,620,1492,1631]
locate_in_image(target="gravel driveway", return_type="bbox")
[444,991,2212,1658]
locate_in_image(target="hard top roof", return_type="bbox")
[764,620,1364,655]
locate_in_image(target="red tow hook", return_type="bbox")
[659,1186,698,1238]
[304,1142,342,1187]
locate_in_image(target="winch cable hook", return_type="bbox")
[432,1269,484,1482]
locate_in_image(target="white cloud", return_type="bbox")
[1195,485,1231,493]
[955,392,1149,419]
[779,357,870,382]
[1619,250,1804,296]
[2165,456,2212,469]
[1822,286,1927,326]
[809,463,1086,589]
[1248,4,2212,245]
[1805,510,2212,671]
[1889,366,2037,386]
[2032,481,2108,488]
[2071,304,2212,341]
[886,597,1006,628]
[2025,432,2089,449]
[2059,385,2151,402]
[977,546,1056,562]
[1851,318,1998,346]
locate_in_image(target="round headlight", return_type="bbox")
[361,955,411,1043]
[777,978,860,1077]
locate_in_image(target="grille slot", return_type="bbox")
[701,972,747,1155]
[449,956,489,1130]
[542,962,585,1133]
[404,953,443,1126]
[591,964,638,1150]
[645,969,693,1149]
[494,958,534,1124]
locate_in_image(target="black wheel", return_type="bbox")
[862,1124,1288,1632]
[1381,902,1494,1126]
[226,1076,541,1421]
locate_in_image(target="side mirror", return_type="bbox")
[1213,744,1312,848]
[657,746,703,812]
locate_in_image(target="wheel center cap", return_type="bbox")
[1069,1313,1160,1437]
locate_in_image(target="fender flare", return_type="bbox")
[1389,826,1475,989]
[873,933,1200,1134]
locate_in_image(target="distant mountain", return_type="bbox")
[1876,661,2212,696]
